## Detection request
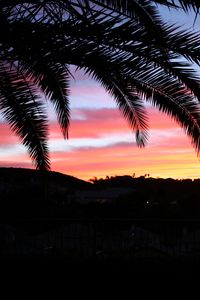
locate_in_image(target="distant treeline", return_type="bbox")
[87,175,200,219]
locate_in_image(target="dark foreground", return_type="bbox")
[1,255,199,280]
[1,255,199,297]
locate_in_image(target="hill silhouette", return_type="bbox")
[0,167,92,220]
[0,167,91,189]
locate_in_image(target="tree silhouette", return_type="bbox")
[1,1,200,169]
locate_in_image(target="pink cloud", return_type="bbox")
[0,124,19,145]
[50,106,180,140]
[0,161,32,169]
[49,108,130,139]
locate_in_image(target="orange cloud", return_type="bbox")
[48,107,199,180]
[49,137,199,181]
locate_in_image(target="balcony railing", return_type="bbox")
[0,218,200,260]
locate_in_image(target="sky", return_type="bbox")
[1,4,200,181]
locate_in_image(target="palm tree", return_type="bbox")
[1,1,200,170]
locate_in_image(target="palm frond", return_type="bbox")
[0,18,71,140]
[104,77,149,147]
[79,57,149,147]
[0,61,50,170]
[153,0,200,12]
[20,60,71,139]
[79,43,200,151]
[92,71,149,147]
[128,67,200,153]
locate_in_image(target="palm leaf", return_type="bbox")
[0,61,50,170]
[20,60,71,139]
[128,68,200,153]
[153,0,200,12]
[0,18,71,140]
[78,58,149,147]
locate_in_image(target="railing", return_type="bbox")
[0,218,200,260]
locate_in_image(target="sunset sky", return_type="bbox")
[1,6,200,181]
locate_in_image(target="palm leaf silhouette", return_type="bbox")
[0,1,200,169]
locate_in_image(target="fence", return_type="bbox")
[0,218,200,260]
